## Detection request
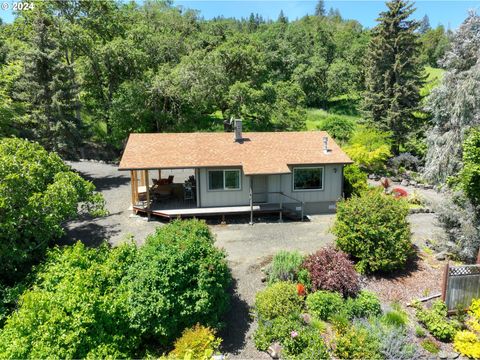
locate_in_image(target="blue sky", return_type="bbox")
[1,1,479,29]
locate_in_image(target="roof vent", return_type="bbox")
[234,119,243,142]
[323,136,330,154]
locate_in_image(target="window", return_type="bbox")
[293,167,323,191]
[208,169,241,190]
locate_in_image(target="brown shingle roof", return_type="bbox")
[118,131,353,175]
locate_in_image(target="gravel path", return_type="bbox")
[63,161,447,359]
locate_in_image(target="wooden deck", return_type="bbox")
[133,203,282,219]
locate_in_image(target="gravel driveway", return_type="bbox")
[63,161,446,359]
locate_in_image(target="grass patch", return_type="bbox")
[306,108,362,131]
[421,66,445,97]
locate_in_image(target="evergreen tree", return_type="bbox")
[362,0,424,154]
[277,10,288,24]
[419,14,431,34]
[13,11,81,156]
[315,0,326,17]
[424,12,480,183]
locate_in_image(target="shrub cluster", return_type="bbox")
[415,300,458,342]
[267,251,304,284]
[306,290,382,321]
[125,220,231,346]
[333,189,414,274]
[302,247,360,297]
[255,282,303,321]
[0,220,231,358]
[454,298,480,358]
[317,116,356,143]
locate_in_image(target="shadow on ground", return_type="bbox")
[74,169,130,192]
[59,221,121,247]
[220,278,252,355]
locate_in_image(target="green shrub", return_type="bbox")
[415,325,426,338]
[344,126,392,173]
[334,322,382,360]
[253,316,303,351]
[169,324,221,360]
[124,219,231,346]
[415,300,458,342]
[306,291,344,321]
[255,282,303,321]
[346,290,382,319]
[0,138,105,285]
[317,115,356,143]
[267,251,304,284]
[0,242,139,358]
[282,327,330,360]
[421,339,440,354]
[459,128,480,206]
[297,269,312,290]
[343,163,368,198]
[333,189,414,274]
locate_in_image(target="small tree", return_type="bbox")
[333,189,413,273]
[459,128,480,207]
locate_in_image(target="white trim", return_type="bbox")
[207,169,242,191]
[292,166,324,192]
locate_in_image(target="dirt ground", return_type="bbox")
[63,161,449,359]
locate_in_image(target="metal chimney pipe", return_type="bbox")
[323,136,329,154]
[234,119,243,142]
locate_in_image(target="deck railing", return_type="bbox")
[250,191,304,224]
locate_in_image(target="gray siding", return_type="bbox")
[266,164,343,203]
[199,164,344,212]
[199,167,250,207]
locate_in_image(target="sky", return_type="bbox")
[1,0,479,30]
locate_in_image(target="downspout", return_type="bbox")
[249,176,253,225]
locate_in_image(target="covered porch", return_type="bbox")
[129,168,304,223]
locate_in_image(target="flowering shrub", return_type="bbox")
[253,317,303,351]
[333,189,413,273]
[296,283,306,296]
[282,327,329,360]
[454,299,480,358]
[255,282,303,321]
[169,324,221,359]
[302,247,360,297]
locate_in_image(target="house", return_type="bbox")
[118,120,352,222]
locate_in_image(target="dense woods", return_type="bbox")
[0,0,449,157]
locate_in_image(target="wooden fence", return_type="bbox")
[442,263,480,311]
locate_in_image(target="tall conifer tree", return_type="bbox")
[362,0,424,154]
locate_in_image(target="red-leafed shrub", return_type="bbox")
[302,247,360,297]
[392,187,408,199]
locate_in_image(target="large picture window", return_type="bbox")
[293,167,324,191]
[208,169,241,190]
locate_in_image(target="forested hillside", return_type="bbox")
[0,0,448,157]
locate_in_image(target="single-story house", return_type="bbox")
[118,120,352,222]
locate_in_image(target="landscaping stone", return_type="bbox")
[369,174,375,179]
[267,342,281,359]
[438,351,447,359]
[410,180,417,186]
[435,251,447,261]
[401,179,410,186]
[447,351,459,359]
[260,276,267,283]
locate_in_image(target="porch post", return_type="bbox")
[249,176,253,225]
[145,170,151,221]
[130,170,136,211]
